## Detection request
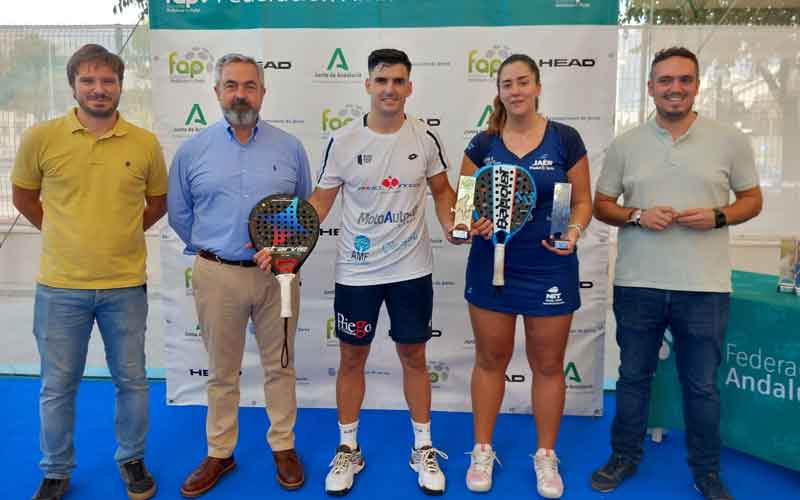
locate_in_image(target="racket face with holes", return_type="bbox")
[248,194,320,275]
[473,164,536,246]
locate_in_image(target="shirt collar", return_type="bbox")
[67,107,130,138]
[649,112,700,143]
[223,118,260,144]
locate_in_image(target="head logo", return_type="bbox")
[168,48,214,82]
[185,103,207,126]
[322,104,363,133]
[381,176,400,190]
[327,48,349,71]
[468,45,511,81]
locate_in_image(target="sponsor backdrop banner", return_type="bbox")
[152,0,617,416]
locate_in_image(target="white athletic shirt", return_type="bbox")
[316,114,449,286]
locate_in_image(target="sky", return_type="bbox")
[0,0,142,25]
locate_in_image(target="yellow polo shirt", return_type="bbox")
[11,108,168,289]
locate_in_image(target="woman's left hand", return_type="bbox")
[541,226,579,255]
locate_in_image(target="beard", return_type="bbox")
[222,99,259,127]
[76,93,119,118]
[655,93,693,122]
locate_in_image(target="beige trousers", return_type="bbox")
[192,256,300,457]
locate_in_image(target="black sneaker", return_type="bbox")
[694,472,733,500]
[590,454,638,492]
[33,478,70,500]
[119,459,157,500]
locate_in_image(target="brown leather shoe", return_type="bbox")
[273,449,305,490]
[180,456,236,498]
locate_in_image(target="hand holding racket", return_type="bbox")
[249,194,320,367]
[473,164,536,287]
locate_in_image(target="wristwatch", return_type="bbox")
[626,209,642,227]
[713,208,727,229]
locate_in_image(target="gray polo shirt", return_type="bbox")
[596,115,759,293]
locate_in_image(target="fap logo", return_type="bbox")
[428,360,450,386]
[166,47,214,83]
[468,45,511,81]
[322,104,364,135]
[184,267,194,295]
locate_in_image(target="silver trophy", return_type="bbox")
[452,175,476,240]
[549,182,572,250]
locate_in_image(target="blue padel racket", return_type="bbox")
[249,194,320,367]
[473,164,536,287]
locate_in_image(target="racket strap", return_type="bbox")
[281,318,289,369]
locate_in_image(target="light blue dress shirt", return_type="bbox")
[168,119,313,260]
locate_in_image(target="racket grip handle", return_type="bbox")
[276,273,295,318]
[493,243,505,287]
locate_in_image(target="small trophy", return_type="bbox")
[548,182,572,250]
[452,175,476,240]
[777,239,799,294]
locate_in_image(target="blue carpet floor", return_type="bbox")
[2,377,797,499]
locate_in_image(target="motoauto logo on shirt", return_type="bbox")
[544,286,565,306]
[336,312,372,339]
[357,207,417,225]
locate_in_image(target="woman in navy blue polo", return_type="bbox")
[459,54,593,499]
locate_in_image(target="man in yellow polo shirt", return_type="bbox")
[11,44,167,500]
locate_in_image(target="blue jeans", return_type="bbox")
[610,286,729,478]
[33,284,149,479]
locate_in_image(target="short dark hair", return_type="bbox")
[367,49,412,74]
[650,46,699,80]
[67,44,125,89]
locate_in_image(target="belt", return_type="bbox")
[198,249,257,268]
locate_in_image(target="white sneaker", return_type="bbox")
[409,446,448,495]
[325,445,365,496]
[465,445,500,492]
[532,448,564,499]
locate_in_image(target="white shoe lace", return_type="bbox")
[466,449,501,474]
[329,450,353,476]
[419,447,448,473]
[532,452,560,481]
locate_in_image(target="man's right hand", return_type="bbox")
[245,242,273,272]
[640,206,679,231]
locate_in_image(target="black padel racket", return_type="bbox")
[249,194,320,366]
[473,164,536,287]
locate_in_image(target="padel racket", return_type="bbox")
[473,164,536,287]
[249,194,320,366]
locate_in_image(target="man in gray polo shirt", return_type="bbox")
[590,47,762,500]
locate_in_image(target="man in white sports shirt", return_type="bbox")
[308,48,456,496]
